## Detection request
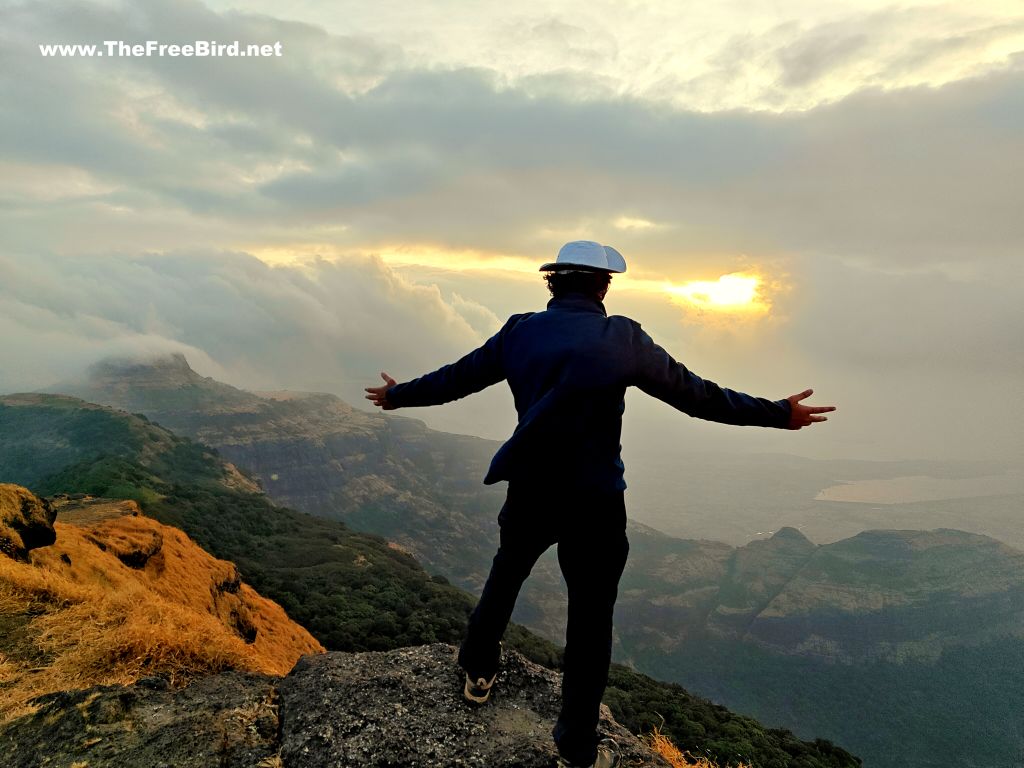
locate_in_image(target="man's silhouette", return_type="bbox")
[365,240,835,768]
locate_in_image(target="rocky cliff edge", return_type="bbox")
[2,643,671,768]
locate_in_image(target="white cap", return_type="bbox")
[539,240,627,273]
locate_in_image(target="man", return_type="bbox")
[365,240,835,768]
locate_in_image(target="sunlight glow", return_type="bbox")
[613,216,660,231]
[664,273,767,313]
[245,243,773,318]
[245,242,542,274]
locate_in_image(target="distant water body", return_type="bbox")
[815,473,1024,505]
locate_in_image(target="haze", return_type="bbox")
[2,0,1022,475]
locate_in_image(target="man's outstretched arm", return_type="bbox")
[630,324,835,429]
[364,315,521,410]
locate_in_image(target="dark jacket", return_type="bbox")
[386,292,792,491]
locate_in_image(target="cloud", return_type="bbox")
[0,249,514,426]
[2,0,1022,461]
[195,0,1024,112]
[776,26,870,88]
[5,0,1023,267]
[5,0,1023,276]
[789,255,1024,377]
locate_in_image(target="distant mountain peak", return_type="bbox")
[69,353,269,418]
[88,352,203,387]
[771,526,813,545]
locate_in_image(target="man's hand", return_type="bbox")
[786,388,835,430]
[364,371,398,410]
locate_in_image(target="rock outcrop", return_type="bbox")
[278,644,667,767]
[0,670,281,768]
[0,484,56,561]
[0,643,671,768]
[0,488,324,722]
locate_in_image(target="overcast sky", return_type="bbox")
[2,0,1022,465]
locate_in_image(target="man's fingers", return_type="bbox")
[792,388,813,402]
[809,415,828,423]
[807,405,837,414]
[366,375,396,410]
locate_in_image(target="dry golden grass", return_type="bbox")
[0,507,324,723]
[646,724,747,768]
[0,652,19,684]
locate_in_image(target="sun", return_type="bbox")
[664,273,767,313]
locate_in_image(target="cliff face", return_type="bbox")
[0,643,670,768]
[0,485,323,722]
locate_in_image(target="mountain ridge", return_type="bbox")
[0,395,858,767]
[57,355,1024,663]
[28,355,1024,766]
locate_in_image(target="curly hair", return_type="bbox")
[543,269,612,300]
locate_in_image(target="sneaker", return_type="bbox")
[556,738,620,768]
[463,670,497,704]
[458,640,502,705]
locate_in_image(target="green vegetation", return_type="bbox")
[0,395,859,767]
[37,454,476,652]
[605,664,858,768]
[2,396,477,651]
[639,637,1024,768]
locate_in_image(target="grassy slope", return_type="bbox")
[0,395,858,767]
[0,488,323,722]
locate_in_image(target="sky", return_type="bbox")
[1,0,1023,465]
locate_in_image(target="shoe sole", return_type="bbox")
[463,672,497,704]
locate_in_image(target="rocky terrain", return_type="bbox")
[0,484,56,561]
[1,643,673,768]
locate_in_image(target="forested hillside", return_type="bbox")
[0,393,858,768]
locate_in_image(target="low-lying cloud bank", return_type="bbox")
[0,248,510,423]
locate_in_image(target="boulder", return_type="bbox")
[0,484,56,561]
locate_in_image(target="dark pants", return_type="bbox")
[458,482,630,766]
